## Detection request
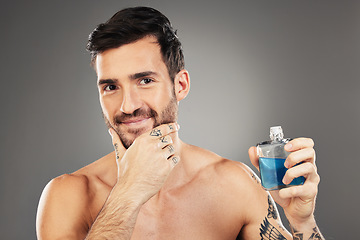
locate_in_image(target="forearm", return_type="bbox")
[85,183,144,240]
[288,215,325,240]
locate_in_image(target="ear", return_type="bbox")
[174,69,190,102]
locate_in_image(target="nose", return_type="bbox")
[120,87,142,114]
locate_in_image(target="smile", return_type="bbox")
[121,117,152,127]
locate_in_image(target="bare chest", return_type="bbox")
[131,184,242,240]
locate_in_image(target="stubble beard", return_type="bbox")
[103,95,178,149]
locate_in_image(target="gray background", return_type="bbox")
[1,0,358,239]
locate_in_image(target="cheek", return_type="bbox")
[149,85,175,106]
[100,96,117,119]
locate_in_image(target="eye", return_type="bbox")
[139,78,153,85]
[104,85,117,91]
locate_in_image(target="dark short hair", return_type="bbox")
[86,6,184,81]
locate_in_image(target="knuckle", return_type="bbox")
[286,169,296,180]
[308,138,315,147]
[289,186,298,196]
[303,162,313,172]
[307,183,318,197]
[168,145,175,153]
[287,154,296,165]
[167,123,175,131]
[173,156,179,164]
[309,147,315,156]
[150,128,162,137]
[314,173,320,184]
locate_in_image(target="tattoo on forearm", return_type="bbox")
[260,217,286,240]
[267,195,278,220]
[150,129,162,137]
[290,225,324,240]
[309,227,322,240]
[278,224,286,232]
[291,225,303,240]
[293,232,303,240]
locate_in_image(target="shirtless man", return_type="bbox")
[36,6,324,240]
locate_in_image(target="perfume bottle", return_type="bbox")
[256,126,305,191]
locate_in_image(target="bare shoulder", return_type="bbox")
[189,145,259,187]
[188,144,264,195]
[212,160,265,202]
[36,175,88,239]
[36,152,116,239]
[36,173,93,239]
[215,158,262,188]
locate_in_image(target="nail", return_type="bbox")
[108,128,113,136]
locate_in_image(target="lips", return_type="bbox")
[121,117,151,126]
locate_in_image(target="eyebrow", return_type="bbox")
[97,71,157,86]
[129,71,157,80]
[97,78,117,86]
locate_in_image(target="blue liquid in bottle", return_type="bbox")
[259,157,305,190]
[257,126,305,191]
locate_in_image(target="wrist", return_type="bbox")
[114,178,151,206]
[287,214,316,232]
[288,215,325,239]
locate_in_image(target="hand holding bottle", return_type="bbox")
[249,127,320,229]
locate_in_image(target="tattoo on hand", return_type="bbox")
[168,124,174,130]
[167,145,175,153]
[160,136,167,143]
[172,157,178,164]
[114,143,120,159]
[150,129,162,137]
[267,195,278,220]
[260,217,286,240]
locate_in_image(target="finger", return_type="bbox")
[284,147,316,168]
[148,123,179,138]
[248,146,259,171]
[164,144,175,156]
[158,135,173,148]
[279,177,319,200]
[284,137,314,152]
[168,155,180,168]
[161,143,176,161]
[108,128,126,158]
[282,162,318,185]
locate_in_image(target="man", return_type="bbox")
[36,6,324,239]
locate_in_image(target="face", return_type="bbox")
[96,36,178,148]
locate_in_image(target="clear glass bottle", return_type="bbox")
[256,126,305,191]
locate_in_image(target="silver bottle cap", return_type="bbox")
[270,126,284,140]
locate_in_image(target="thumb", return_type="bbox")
[108,128,126,159]
[248,146,259,171]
